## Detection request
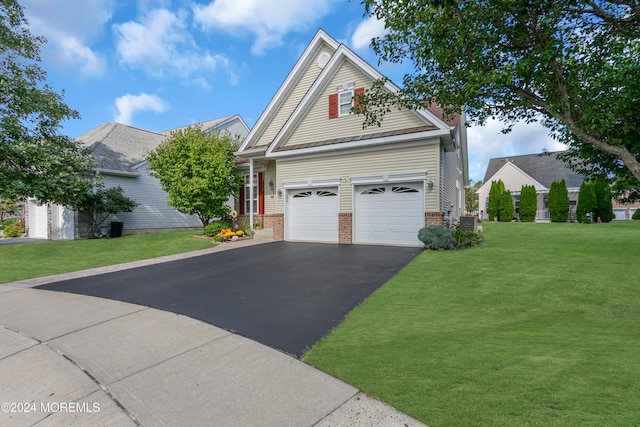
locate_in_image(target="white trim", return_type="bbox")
[269,130,447,160]
[249,159,254,228]
[283,178,341,189]
[238,30,340,152]
[351,171,427,185]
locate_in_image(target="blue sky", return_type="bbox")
[21,0,564,183]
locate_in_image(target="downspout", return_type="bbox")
[249,159,254,229]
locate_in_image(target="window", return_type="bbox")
[317,190,337,197]
[293,191,312,198]
[329,87,364,119]
[339,90,354,116]
[392,186,419,193]
[362,187,385,195]
[244,174,258,213]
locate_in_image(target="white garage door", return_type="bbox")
[28,199,48,239]
[288,187,339,242]
[355,183,424,246]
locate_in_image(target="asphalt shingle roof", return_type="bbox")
[76,123,166,172]
[483,151,584,188]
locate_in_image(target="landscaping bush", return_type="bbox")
[203,220,230,237]
[487,180,504,221]
[499,190,514,222]
[594,178,614,222]
[548,179,569,222]
[519,184,537,222]
[3,218,25,237]
[632,209,640,220]
[418,226,456,250]
[577,181,596,223]
[452,227,483,248]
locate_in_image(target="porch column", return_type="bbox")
[249,159,254,228]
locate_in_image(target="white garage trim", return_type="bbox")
[283,178,341,189]
[285,186,340,242]
[353,181,425,246]
[351,171,427,185]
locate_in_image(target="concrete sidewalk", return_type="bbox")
[0,242,426,426]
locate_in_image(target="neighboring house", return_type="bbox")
[612,194,640,220]
[26,115,249,239]
[477,151,584,221]
[235,29,468,246]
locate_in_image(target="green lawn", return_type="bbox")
[0,230,213,284]
[304,221,640,427]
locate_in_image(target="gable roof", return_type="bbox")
[76,123,166,173]
[160,114,249,137]
[482,151,584,188]
[239,29,456,158]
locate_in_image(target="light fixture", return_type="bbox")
[268,180,274,188]
[277,189,283,197]
[427,180,434,189]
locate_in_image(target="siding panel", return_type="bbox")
[274,143,440,213]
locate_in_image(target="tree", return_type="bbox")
[465,179,481,213]
[77,186,137,237]
[593,178,614,222]
[360,1,640,190]
[0,197,18,222]
[0,0,95,205]
[147,127,242,227]
[519,185,537,222]
[499,190,514,222]
[577,181,597,223]
[487,180,504,221]
[548,179,569,222]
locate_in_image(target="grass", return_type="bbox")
[0,230,213,284]
[304,221,640,427]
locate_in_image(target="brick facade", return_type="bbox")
[338,212,352,244]
[425,211,445,227]
[264,214,284,240]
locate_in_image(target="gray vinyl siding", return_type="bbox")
[283,60,428,148]
[254,45,335,148]
[218,117,250,140]
[274,142,440,214]
[102,164,201,230]
[264,160,277,214]
[439,148,465,217]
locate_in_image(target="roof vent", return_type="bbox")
[317,52,331,69]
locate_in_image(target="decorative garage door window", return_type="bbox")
[292,191,312,198]
[392,186,419,193]
[317,190,337,197]
[361,187,385,195]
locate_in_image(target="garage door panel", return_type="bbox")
[355,183,424,246]
[288,188,338,243]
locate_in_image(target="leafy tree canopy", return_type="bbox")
[147,126,242,227]
[360,0,640,194]
[0,0,95,205]
[76,185,138,237]
[465,179,481,213]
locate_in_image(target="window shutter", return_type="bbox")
[328,93,338,119]
[353,87,365,114]
[258,173,265,214]
[239,183,245,215]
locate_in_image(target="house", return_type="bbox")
[477,151,584,221]
[26,115,249,239]
[234,29,468,246]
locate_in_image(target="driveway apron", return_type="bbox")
[37,242,420,357]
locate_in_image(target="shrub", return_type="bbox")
[452,227,483,248]
[488,180,504,221]
[549,179,569,222]
[3,218,25,237]
[499,190,514,222]
[204,220,230,237]
[519,184,537,222]
[594,178,614,223]
[632,209,640,220]
[577,181,596,223]
[418,226,456,250]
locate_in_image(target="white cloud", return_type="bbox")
[467,119,566,183]
[114,93,169,125]
[21,0,114,78]
[193,0,337,55]
[113,8,233,86]
[350,15,387,50]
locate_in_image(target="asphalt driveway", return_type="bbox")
[38,242,420,356]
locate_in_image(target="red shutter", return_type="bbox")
[353,87,365,114]
[258,173,265,214]
[328,93,338,119]
[239,180,245,215]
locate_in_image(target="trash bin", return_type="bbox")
[110,221,124,238]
